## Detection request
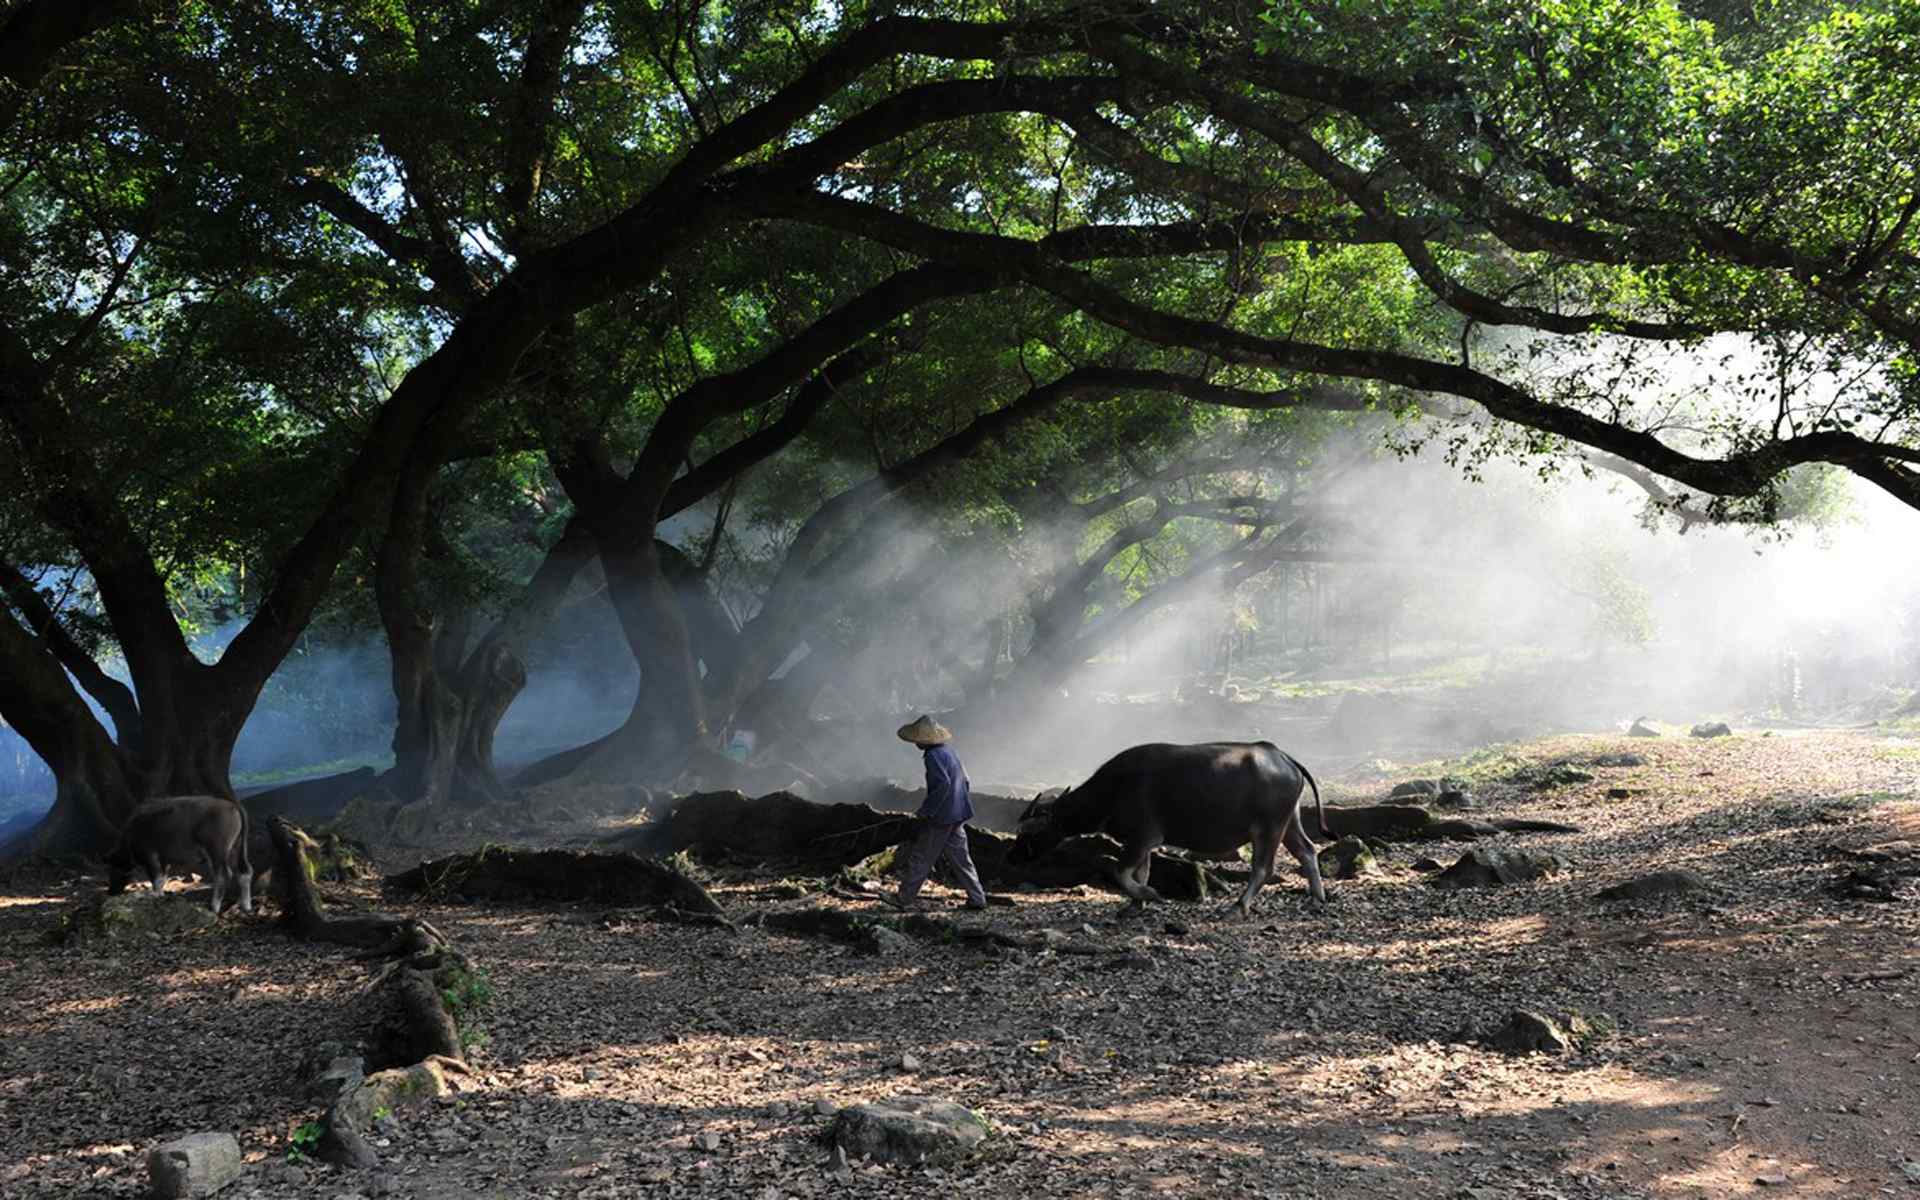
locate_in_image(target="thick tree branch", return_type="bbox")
[0,0,144,133]
[763,189,1920,513]
[0,561,143,748]
[290,176,481,306]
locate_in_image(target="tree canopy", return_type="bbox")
[1,0,1914,849]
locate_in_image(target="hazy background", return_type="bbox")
[2,444,1914,814]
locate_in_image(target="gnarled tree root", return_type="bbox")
[267,818,479,1170]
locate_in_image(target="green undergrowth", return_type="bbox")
[436,961,495,1053]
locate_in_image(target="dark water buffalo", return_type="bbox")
[1016,741,1328,914]
[106,795,253,914]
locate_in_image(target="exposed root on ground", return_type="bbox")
[268,817,481,1169]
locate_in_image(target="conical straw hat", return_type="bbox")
[896,714,952,746]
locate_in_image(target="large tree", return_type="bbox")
[7,0,1916,849]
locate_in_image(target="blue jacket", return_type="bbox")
[918,743,974,824]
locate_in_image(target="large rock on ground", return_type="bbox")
[50,894,219,945]
[1317,836,1382,880]
[831,1095,989,1165]
[1431,847,1568,888]
[1485,1011,1574,1056]
[1594,870,1717,903]
[1690,722,1733,738]
[147,1131,241,1198]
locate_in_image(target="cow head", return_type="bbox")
[1010,787,1071,864]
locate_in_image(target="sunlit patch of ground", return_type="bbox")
[0,730,1915,1197]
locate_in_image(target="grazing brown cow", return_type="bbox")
[106,795,253,914]
[1015,741,1328,914]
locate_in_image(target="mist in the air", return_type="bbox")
[2,439,1914,813]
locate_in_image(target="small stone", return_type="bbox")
[697,1130,721,1152]
[1754,1173,1789,1186]
[1690,721,1732,738]
[1628,719,1660,737]
[369,1174,401,1197]
[813,1098,840,1117]
[868,926,915,955]
[1607,787,1633,799]
[148,1132,242,1199]
[766,1100,791,1118]
[265,1163,310,1187]
[1162,920,1189,936]
[898,1053,922,1072]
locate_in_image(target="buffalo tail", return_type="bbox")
[1288,753,1329,839]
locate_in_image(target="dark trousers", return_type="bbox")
[899,821,986,906]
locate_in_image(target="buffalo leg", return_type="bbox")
[1237,826,1280,915]
[1282,812,1327,903]
[1113,844,1162,906]
[145,855,167,897]
[236,868,254,914]
[210,866,227,914]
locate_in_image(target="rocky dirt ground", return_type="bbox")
[2,728,1917,1199]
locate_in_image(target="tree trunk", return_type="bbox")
[971,616,1009,702]
[383,608,470,809]
[0,606,139,855]
[570,532,709,780]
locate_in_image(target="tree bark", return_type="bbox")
[572,530,709,779]
[0,604,138,855]
[0,562,143,752]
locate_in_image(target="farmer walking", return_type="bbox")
[889,714,989,911]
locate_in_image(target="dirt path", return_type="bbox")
[1,730,1916,1197]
